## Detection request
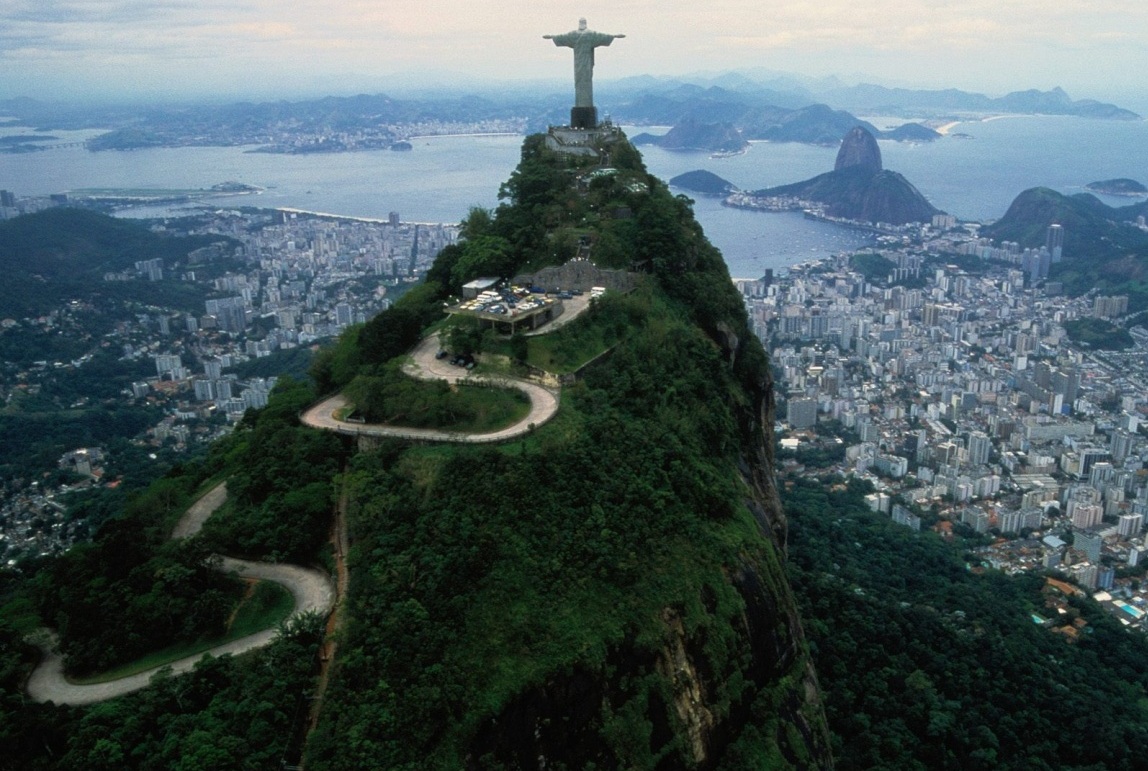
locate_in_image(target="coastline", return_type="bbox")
[932,113,1061,136]
[405,132,521,140]
[272,206,448,227]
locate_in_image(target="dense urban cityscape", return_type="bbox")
[740,215,1148,638]
[0,194,458,564]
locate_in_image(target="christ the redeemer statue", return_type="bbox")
[544,18,624,129]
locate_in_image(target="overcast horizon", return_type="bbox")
[2,1,1147,110]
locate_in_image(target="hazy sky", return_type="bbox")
[3,0,1147,105]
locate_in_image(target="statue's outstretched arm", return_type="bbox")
[545,32,578,46]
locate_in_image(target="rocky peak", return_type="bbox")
[834,126,882,173]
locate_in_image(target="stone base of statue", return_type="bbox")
[570,106,598,130]
[545,123,624,158]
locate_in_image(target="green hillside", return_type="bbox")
[0,132,829,769]
[982,187,1148,308]
[983,187,1148,258]
[787,475,1148,770]
[305,131,832,768]
[0,208,235,319]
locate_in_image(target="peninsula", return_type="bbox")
[728,126,940,225]
[1086,178,1148,197]
[669,169,738,196]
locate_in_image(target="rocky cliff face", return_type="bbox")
[753,126,939,225]
[462,320,832,771]
[834,126,883,173]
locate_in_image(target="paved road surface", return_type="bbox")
[170,481,228,539]
[25,484,335,706]
[32,322,563,704]
[300,333,559,443]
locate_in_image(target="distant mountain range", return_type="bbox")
[604,77,1139,123]
[631,102,942,152]
[815,84,1140,120]
[0,76,1136,153]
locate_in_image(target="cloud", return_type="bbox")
[0,0,1146,99]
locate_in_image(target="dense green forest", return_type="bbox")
[342,362,530,431]
[301,132,829,767]
[27,453,239,676]
[227,344,314,381]
[1062,317,1134,350]
[0,380,338,768]
[306,293,823,768]
[0,208,238,319]
[0,610,324,770]
[786,475,1148,770]
[199,378,348,564]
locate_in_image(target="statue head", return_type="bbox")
[578,18,587,31]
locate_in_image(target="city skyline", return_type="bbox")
[2,1,1147,107]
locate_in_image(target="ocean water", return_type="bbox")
[2,115,1147,279]
[0,129,524,224]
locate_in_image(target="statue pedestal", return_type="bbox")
[570,106,597,130]
[545,124,624,158]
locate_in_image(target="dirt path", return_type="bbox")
[300,471,351,750]
[25,483,336,706]
[300,332,559,443]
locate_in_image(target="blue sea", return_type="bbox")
[2,115,1147,279]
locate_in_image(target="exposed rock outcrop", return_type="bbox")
[750,127,940,225]
[834,126,883,172]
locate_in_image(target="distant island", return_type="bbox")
[669,170,738,196]
[880,123,942,142]
[0,134,59,153]
[0,80,1136,156]
[1086,178,1148,197]
[67,182,262,208]
[634,118,747,153]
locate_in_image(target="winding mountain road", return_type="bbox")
[29,326,563,705]
[300,333,559,442]
[25,483,336,706]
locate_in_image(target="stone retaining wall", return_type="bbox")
[513,262,637,294]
